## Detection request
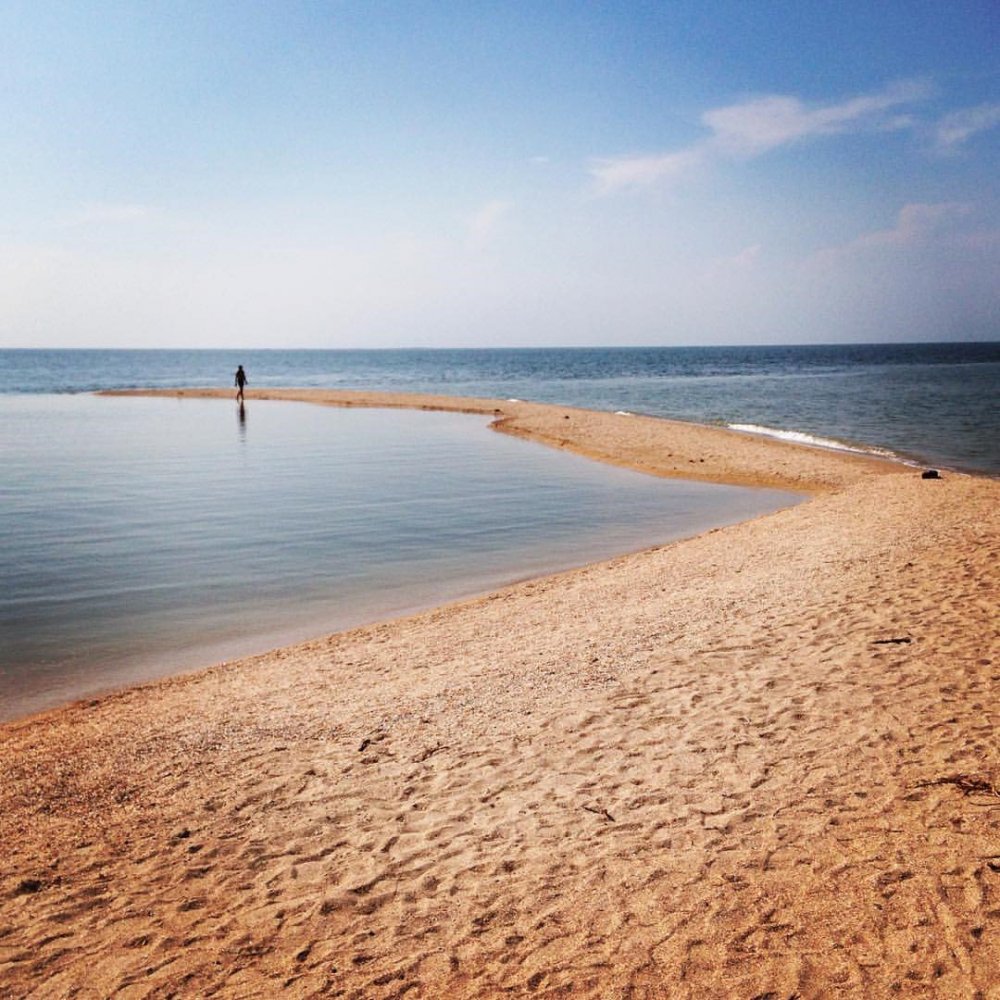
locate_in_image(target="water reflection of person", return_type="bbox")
[237,399,247,440]
[234,364,248,401]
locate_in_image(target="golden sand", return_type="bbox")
[1,390,997,998]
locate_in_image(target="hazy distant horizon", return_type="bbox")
[4,337,998,352]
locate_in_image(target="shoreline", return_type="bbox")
[2,392,997,997]
[6,390,810,724]
[100,387,902,492]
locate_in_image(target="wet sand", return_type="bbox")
[1,390,997,998]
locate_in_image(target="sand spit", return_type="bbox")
[1,392,997,999]
[100,387,897,492]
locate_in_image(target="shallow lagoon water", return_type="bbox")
[0,395,799,720]
[4,343,997,474]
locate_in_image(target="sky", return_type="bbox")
[0,0,997,348]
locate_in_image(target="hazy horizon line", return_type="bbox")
[3,338,998,353]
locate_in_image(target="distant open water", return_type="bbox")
[3,343,998,473]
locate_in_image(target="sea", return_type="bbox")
[1,343,997,720]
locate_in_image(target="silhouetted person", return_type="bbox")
[234,365,248,401]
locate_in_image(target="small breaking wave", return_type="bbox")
[727,423,901,461]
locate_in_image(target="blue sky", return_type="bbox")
[1,1,997,347]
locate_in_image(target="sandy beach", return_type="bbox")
[1,390,997,999]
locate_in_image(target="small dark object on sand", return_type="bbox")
[15,878,43,895]
[873,637,912,645]
[915,774,997,796]
[921,469,941,479]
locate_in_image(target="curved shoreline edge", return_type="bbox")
[99,386,903,493]
[2,388,997,997]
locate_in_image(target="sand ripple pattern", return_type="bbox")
[1,397,997,998]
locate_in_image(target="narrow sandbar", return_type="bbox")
[1,390,996,998]
[101,386,900,491]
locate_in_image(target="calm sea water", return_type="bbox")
[1,344,996,719]
[0,394,798,720]
[3,343,998,472]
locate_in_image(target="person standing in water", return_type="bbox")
[234,364,248,401]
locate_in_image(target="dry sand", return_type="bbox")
[1,390,997,999]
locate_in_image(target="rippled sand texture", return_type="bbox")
[1,391,997,999]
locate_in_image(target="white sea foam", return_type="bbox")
[615,410,632,416]
[727,423,900,460]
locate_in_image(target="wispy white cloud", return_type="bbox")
[808,202,978,271]
[934,102,1000,150]
[793,200,999,341]
[722,243,762,268]
[854,201,972,247]
[589,149,704,195]
[590,80,931,194]
[699,243,764,284]
[703,79,929,156]
[466,199,514,246]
